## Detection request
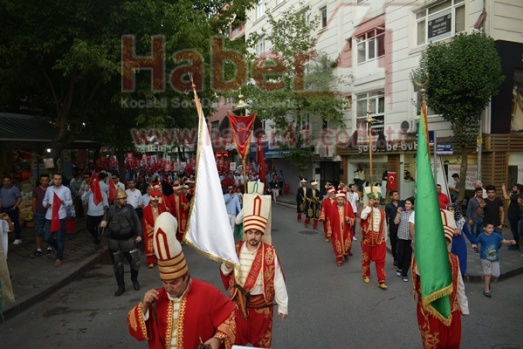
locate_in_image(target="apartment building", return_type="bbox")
[244,0,523,196]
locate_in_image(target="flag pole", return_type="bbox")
[367,101,376,186]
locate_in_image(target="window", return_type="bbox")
[256,0,265,20]
[356,27,385,64]
[211,121,219,133]
[416,0,465,45]
[255,36,265,56]
[320,6,327,28]
[356,90,385,136]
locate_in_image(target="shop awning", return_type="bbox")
[0,112,98,148]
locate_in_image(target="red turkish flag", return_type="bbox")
[108,178,116,203]
[50,192,62,233]
[89,173,103,206]
[387,172,397,190]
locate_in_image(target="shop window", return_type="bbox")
[416,0,465,46]
[356,27,385,64]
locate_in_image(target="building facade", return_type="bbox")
[243,0,523,196]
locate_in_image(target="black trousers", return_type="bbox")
[388,223,399,262]
[396,239,413,277]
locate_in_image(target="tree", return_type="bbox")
[0,0,256,168]
[413,32,504,204]
[241,4,348,175]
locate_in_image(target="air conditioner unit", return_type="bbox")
[400,119,418,134]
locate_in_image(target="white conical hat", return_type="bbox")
[243,193,272,244]
[247,181,265,194]
[363,185,382,206]
[153,212,188,281]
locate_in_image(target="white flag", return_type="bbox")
[184,88,240,266]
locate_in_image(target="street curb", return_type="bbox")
[2,248,106,322]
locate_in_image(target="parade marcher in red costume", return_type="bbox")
[328,190,355,266]
[319,186,336,242]
[169,182,189,242]
[360,191,388,289]
[141,190,168,268]
[412,224,469,349]
[220,192,288,348]
[128,212,236,349]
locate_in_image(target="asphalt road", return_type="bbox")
[0,204,522,348]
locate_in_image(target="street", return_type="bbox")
[0,204,522,348]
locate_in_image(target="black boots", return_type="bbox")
[131,269,140,291]
[114,285,125,297]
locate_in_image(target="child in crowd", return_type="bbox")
[472,222,516,298]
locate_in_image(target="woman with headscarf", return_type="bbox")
[447,203,477,276]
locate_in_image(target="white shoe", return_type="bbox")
[353,236,357,241]
[12,239,22,245]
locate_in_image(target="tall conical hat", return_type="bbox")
[243,193,272,244]
[247,181,265,194]
[153,212,188,281]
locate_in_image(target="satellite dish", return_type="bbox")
[400,120,410,132]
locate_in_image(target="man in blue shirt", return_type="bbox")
[0,175,22,245]
[224,185,241,233]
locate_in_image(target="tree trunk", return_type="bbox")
[456,146,468,205]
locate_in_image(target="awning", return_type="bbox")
[0,112,98,149]
[264,149,290,159]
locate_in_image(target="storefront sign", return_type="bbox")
[358,142,418,153]
[447,164,478,190]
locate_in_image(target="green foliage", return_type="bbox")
[241,3,348,174]
[0,0,257,159]
[414,32,504,149]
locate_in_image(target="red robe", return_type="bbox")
[360,207,387,282]
[413,254,462,349]
[329,202,355,261]
[319,197,335,239]
[142,203,168,265]
[127,279,235,349]
[220,242,280,348]
[169,193,189,241]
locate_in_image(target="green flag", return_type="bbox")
[414,102,452,324]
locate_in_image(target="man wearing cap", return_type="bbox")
[305,180,322,229]
[169,182,189,242]
[100,188,143,296]
[224,185,241,233]
[360,192,388,289]
[296,178,308,222]
[142,190,169,268]
[329,190,355,266]
[319,186,336,242]
[412,221,469,348]
[128,212,236,349]
[220,193,288,348]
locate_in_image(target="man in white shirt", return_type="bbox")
[43,173,73,267]
[112,172,126,191]
[125,179,144,220]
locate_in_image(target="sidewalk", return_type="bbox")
[274,193,523,282]
[2,217,105,321]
